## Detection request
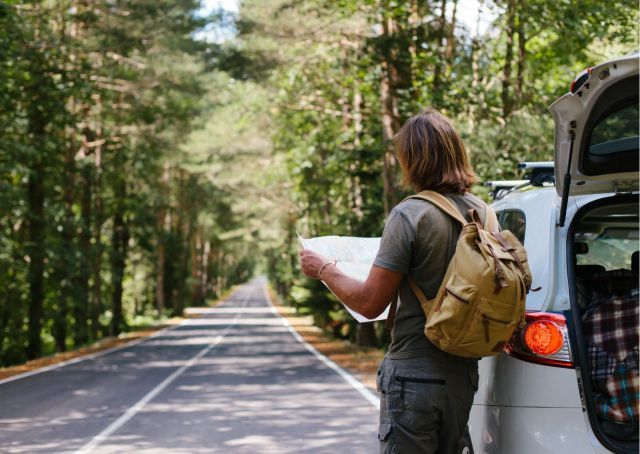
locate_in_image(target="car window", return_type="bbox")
[575,233,637,271]
[581,75,639,176]
[497,210,526,244]
[589,102,639,156]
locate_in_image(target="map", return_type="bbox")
[298,233,391,323]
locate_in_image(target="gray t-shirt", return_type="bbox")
[373,192,487,361]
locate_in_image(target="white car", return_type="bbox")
[466,53,638,453]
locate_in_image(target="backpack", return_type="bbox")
[403,190,535,358]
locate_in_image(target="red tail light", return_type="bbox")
[505,312,574,368]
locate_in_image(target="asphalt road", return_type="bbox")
[0,278,380,453]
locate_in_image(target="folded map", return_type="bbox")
[298,234,390,323]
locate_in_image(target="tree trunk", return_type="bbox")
[55,156,75,352]
[468,0,485,133]
[111,176,128,336]
[156,241,166,315]
[432,0,448,100]
[191,229,202,306]
[156,163,170,315]
[446,0,458,65]
[91,146,103,340]
[380,67,398,215]
[502,0,516,118]
[350,83,364,225]
[26,160,45,359]
[201,238,210,303]
[515,0,526,109]
[379,10,411,214]
[178,210,194,315]
[75,164,92,345]
[0,280,11,359]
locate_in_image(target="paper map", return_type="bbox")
[298,233,390,322]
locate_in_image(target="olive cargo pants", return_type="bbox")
[377,355,478,454]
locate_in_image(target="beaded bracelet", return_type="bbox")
[317,260,337,280]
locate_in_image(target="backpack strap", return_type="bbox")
[383,276,430,330]
[407,190,468,226]
[484,205,500,233]
[410,190,500,233]
[384,293,399,330]
[408,276,430,307]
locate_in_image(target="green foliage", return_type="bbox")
[0,1,250,366]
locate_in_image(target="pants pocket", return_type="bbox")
[391,376,446,433]
[379,422,402,454]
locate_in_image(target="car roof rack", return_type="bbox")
[484,180,529,200]
[484,162,555,201]
[517,161,555,187]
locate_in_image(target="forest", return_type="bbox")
[0,0,637,366]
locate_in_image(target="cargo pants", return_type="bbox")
[376,355,478,454]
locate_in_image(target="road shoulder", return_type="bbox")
[0,320,182,382]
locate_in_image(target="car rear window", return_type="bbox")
[589,103,639,156]
[575,234,637,270]
[581,75,639,176]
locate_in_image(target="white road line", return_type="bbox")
[0,324,180,387]
[74,334,224,454]
[262,284,381,410]
[74,292,249,454]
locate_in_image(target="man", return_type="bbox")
[300,109,495,453]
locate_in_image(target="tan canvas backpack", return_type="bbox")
[402,190,535,358]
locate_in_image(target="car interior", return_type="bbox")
[573,200,639,451]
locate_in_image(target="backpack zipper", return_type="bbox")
[435,287,471,312]
[446,288,471,304]
[482,313,511,324]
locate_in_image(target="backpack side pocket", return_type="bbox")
[425,273,478,349]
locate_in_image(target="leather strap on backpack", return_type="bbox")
[492,231,541,293]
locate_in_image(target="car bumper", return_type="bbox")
[468,405,601,453]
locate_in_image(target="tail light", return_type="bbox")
[505,312,574,368]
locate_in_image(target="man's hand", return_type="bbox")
[299,249,334,280]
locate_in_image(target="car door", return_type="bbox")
[550,53,639,454]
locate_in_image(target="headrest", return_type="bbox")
[576,264,606,277]
[574,242,589,254]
